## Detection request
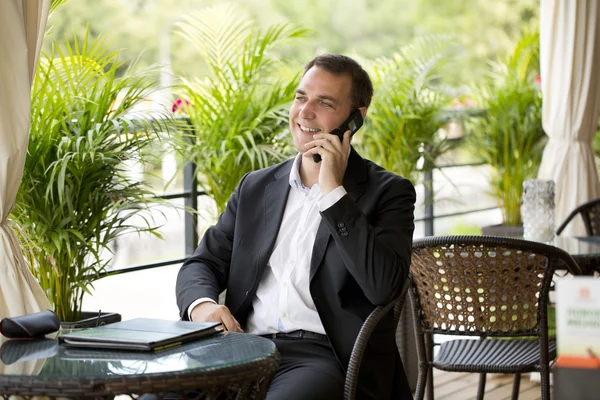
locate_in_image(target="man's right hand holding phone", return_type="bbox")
[311,108,363,164]
[303,129,352,196]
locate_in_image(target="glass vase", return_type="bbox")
[521,179,556,244]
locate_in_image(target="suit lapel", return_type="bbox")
[310,148,368,280]
[256,160,293,278]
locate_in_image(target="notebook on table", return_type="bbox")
[59,318,222,352]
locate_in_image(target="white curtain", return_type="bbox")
[0,0,52,319]
[538,0,600,236]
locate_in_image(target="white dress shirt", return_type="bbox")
[188,154,347,335]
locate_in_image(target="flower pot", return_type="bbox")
[60,312,121,330]
[480,224,523,238]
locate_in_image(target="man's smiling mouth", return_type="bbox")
[298,124,321,133]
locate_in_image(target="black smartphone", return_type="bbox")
[312,109,363,163]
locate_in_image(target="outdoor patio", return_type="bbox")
[433,370,548,400]
[1,0,599,399]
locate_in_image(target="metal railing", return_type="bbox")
[98,150,498,279]
[418,160,498,235]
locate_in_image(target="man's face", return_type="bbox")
[289,66,353,154]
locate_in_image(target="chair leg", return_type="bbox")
[414,362,428,400]
[511,373,521,400]
[540,367,551,400]
[414,332,430,400]
[476,373,486,400]
[425,334,434,400]
[426,366,434,400]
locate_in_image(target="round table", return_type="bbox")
[0,332,279,399]
[553,236,600,275]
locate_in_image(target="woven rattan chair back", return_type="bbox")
[410,236,581,338]
[409,236,581,400]
[556,197,600,236]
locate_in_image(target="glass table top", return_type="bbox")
[552,236,600,258]
[0,332,276,379]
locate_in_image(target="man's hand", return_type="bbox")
[304,130,351,195]
[190,302,244,332]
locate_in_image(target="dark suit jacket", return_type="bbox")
[176,148,416,399]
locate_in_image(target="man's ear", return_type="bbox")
[359,107,368,120]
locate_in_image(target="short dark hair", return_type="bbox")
[303,54,374,109]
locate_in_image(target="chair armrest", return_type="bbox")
[555,197,600,236]
[344,277,411,400]
[556,209,580,236]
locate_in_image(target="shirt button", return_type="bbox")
[308,196,313,201]
[337,222,345,228]
[289,260,295,264]
[282,312,287,318]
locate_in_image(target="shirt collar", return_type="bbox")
[288,153,306,192]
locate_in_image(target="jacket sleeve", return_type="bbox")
[319,178,416,305]
[175,173,248,320]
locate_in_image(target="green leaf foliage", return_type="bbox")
[50,0,67,14]
[467,28,545,226]
[356,35,458,184]
[12,28,178,322]
[173,4,308,214]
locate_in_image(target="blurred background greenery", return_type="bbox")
[44,0,539,86]
[25,0,550,312]
[34,0,549,252]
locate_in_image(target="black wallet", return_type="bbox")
[0,310,60,339]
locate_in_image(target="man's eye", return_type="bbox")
[295,96,307,102]
[320,101,332,108]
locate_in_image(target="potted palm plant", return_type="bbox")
[467,28,546,236]
[12,30,177,324]
[172,4,307,215]
[356,35,458,185]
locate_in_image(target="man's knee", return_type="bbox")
[265,337,345,399]
[267,367,344,400]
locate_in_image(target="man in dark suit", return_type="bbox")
[176,54,416,399]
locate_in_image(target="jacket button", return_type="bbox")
[339,227,347,232]
[245,291,249,295]
[341,232,349,237]
[337,222,345,228]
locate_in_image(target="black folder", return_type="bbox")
[59,318,221,352]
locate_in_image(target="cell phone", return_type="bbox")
[312,109,363,163]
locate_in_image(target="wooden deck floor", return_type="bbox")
[433,370,551,400]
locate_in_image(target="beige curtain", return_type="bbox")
[538,0,600,236]
[0,0,52,319]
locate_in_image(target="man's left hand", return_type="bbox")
[304,130,351,195]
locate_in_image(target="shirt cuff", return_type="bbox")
[318,186,347,211]
[187,297,217,321]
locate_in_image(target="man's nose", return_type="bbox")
[299,101,316,119]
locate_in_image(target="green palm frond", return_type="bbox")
[357,35,457,184]
[176,4,253,77]
[50,0,67,14]
[173,4,307,214]
[13,27,177,321]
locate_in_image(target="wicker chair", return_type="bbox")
[343,276,411,400]
[409,236,581,400]
[556,197,600,236]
